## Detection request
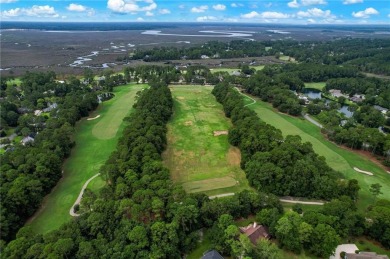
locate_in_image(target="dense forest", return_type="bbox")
[129,38,390,75]
[0,72,99,245]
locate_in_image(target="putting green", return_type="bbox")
[27,84,146,234]
[243,93,389,210]
[163,85,250,196]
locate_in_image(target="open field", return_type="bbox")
[304,82,326,91]
[241,94,389,210]
[27,83,146,234]
[163,85,250,196]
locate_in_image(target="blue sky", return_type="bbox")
[1,0,389,24]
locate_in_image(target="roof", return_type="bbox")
[239,223,269,244]
[202,250,224,259]
[330,244,359,259]
[346,252,389,259]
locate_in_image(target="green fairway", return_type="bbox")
[27,84,146,234]
[163,86,250,196]
[243,95,389,210]
[304,82,326,91]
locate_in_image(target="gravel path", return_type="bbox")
[303,114,323,128]
[279,198,324,205]
[209,193,235,199]
[69,173,101,217]
[234,87,256,107]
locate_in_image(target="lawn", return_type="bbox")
[304,82,326,91]
[27,83,146,234]
[242,94,389,210]
[163,85,250,196]
[210,68,240,74]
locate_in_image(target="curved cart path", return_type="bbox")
[69,173,101,217]
[234,87,256,107]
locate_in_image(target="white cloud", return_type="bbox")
[0,0,18,3]
[301,0,327,6]
[213,4,226,11]
[261,12,290,19]
[2,5,60,18]
[343,0,363,4]
[241,11,290,19]
[388,14,390,18]
[307,18,316,23]
[179,4,185,9]
[145,11,153,16]
[136,17,144,21]
[159,8,170,14]
[25,5,58,17]
[191,5,208,13]
[196,16,217,22]
[352,7,379,18]
[2,8,21,16]
[107,0,157,13]
[288,0,300,8]
[241,11,259,19]
[67,3,87,12]
[231,3,243,8]
[297,8,333,18]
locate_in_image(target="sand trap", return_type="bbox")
[213,130,228,136]
[184,121,193,126]
[87,115,100,121]
[177,96,185,100]
[353,167,374,176]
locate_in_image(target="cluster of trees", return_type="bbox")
[131,40,270,61]
[123,65,180,85]
[281,38,390,75]
[1,72,99,245]
[212,83,359,200]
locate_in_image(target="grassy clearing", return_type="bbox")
[304,82,326,91]
[163,85,250,196]
[353,237,390,256]
[251,65,265,71]
[279,55,297,62]
[210,68,240,74]
[241,94,389,210]
[27,84,146,234]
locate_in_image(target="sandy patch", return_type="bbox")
[184,121,193,126]
[213,130,228,136]
[353,167,374,176]
[177,96,185,100]
[227,147,241,166]
[87,115,100,121]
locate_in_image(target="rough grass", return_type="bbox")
[163,85,250,196]
[304,82,326,91]
[243,94,389,211]
[27,84,146,234]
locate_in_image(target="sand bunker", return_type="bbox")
[87,115,100,121]
[177,96,185,100]
[213,130,228,136]
[353,167,373,176]
[184,121,193,126]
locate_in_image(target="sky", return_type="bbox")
[1,0,389,24]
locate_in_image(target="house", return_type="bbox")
[231,71,241,76]
[21,136,34,145]
[239,222,270,244]
[201,55,210,59]
[34,110,42,116]
[345,252,389,259]
[329,89,348,98]
[330,244,358,259]
[373,105,389,115]
[42,103,58,113]
[349,94,365,103]
[202,250,224,259]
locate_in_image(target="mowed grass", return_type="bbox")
[27,84,146,234]
[304,82,326,91]
[243,94,389,210]
[163,86,250,196]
